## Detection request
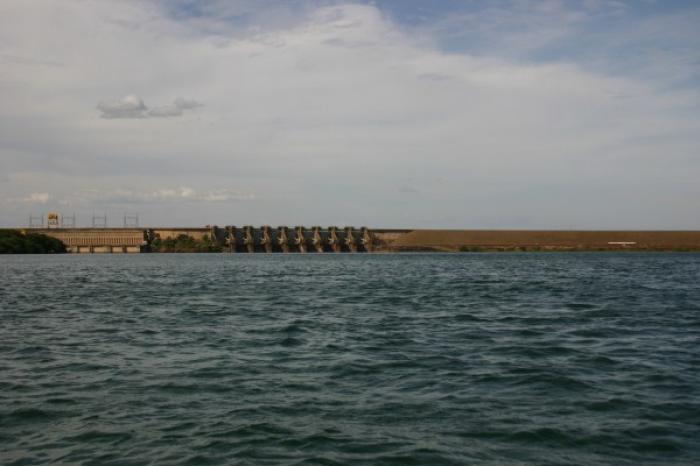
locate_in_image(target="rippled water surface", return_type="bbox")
[1,253,699,465]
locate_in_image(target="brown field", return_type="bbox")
[375,230,700,252]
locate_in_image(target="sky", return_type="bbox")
[1,0,699,229]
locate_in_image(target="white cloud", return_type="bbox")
[144,97,203,117]
[0,1,698,228]
[6,192,51,204]
[71,187,254,204]
[97,95,202,119]
[97,95,147,119]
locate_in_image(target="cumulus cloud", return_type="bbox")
[97,94,147,119]
[97,95,202,119]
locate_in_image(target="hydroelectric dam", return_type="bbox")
[27,226,380,254]
[21,226,700,253]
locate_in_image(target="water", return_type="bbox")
[1,253,699,465]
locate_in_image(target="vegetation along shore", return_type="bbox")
[0,230,66,254]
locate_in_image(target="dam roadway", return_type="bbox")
[24,227,700,253]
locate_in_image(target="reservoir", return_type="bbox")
[1,253,698,465]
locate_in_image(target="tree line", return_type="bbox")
[0,230,67,254]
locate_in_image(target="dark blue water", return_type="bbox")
[1,253,699,465]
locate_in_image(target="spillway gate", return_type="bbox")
[223,226,373,253]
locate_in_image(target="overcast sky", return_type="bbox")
[1,0,699,228]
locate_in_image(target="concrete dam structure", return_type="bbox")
[25,227,700,253]
[30,226,375,253]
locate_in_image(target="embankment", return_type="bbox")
[378,230,700,252]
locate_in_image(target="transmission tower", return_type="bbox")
[61,213,76,228]
[123,212,139,228]
[28,214,44,228]
[92,213,107,228]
